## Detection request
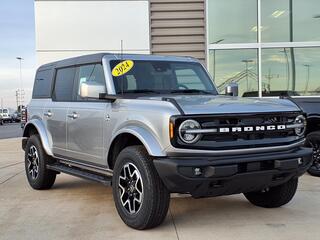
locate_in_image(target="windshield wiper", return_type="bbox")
[169,89,213,95]
[122,89,162,94]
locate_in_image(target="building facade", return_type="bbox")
[35,0,320,97]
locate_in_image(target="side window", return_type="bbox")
[76,64,106,100]
[33,69,54,98]
[175,68,206,90]
[53,67,76,101]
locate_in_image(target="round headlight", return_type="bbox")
[178,120,201,144]
[294,115,306,137]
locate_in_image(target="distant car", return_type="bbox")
[0,108,12,123]
[12,111,21,122]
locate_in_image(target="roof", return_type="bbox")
[38,53,199,71]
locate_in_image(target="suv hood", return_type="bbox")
[142,95,300,115]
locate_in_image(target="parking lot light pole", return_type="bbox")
[16,57,24,107]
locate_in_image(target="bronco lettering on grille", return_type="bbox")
[218,125,286,133]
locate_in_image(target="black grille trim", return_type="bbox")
[170,111,304,150]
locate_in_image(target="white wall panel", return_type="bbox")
[35,1,150,65]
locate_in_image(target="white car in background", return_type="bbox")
[0,108,13,123]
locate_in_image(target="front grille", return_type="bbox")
[171,112,302,150]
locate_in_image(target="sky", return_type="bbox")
[0,0,35,109]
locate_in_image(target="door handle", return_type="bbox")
[67,112,78,119]
[44,110,52,118]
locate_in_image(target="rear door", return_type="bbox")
[45,67,76,157]
[65,63,110,166]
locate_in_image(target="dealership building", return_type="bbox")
[35,0,320,97]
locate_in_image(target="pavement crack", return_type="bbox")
[169,207,180,240]
[0,170,24,185]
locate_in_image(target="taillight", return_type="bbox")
[21,108,27,122]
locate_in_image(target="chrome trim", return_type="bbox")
[166,139,305,157]
[185,129,218,134]
[286,123,305,129]
[185,123,304,134]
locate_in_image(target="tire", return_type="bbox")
[305,132,320,177]
[112,145,170,230]
[244,178,298,208]
[25,134,56,190]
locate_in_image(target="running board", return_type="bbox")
[47,163,112,186]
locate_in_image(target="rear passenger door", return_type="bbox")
[65,63,109,166]
[45,67,76,157]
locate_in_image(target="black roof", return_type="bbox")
[38,53,111,71]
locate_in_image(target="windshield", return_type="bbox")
[110,60,218,95]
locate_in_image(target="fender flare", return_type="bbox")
[23,119,53,156]
[108,126,166,158]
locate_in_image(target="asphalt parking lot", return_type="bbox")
[0,123,22,139]
[0,138,320,240]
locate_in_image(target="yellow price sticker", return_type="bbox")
[111,60,134,77]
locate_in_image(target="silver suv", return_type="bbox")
[22,53,312,229]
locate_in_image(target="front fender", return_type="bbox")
[109,126,166,157]
[23,119,53,156]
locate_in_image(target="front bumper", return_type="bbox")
[153,147,313,198]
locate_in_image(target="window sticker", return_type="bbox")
[112,60,134,77]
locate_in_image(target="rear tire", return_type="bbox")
[305,132,320,177]
[244,178,298,208]
[112,145,170,230]
[25,135,56,190]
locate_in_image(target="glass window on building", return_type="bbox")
[262,47,320,96]
[261,0,320,42]
[209,49,258,97]
[208,0,257,44]
[293,0,320,42]
[261,0,290,42]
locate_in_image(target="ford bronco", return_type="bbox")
[22,53,313,229]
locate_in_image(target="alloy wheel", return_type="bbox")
[118,162,144,214]
[310,140,320,171]
[27,145,40,180]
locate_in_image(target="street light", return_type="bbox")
[242,59,254,91]
[279,48,290,90]
[16,57,24,108]
[303,64,311,94]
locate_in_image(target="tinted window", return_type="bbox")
[76,64,106,100]
[110,60,217,94]
[53,67,76,101]
[33,69,54,98]
[175,69,206,90]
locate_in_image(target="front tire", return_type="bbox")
[306,132,320,177]
[244,178,298,208]
[25,134,56,190]
[112,146,170,230]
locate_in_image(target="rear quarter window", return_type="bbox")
[32,69,54,98]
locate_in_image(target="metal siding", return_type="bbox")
[150,0,206,63]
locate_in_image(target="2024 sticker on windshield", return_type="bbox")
[112,60,134,77]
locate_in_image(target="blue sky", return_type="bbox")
[0,0,35,109]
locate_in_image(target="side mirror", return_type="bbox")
[225,83,239,97]
[80,82,107,99]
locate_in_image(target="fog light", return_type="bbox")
[194,167,202,176]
